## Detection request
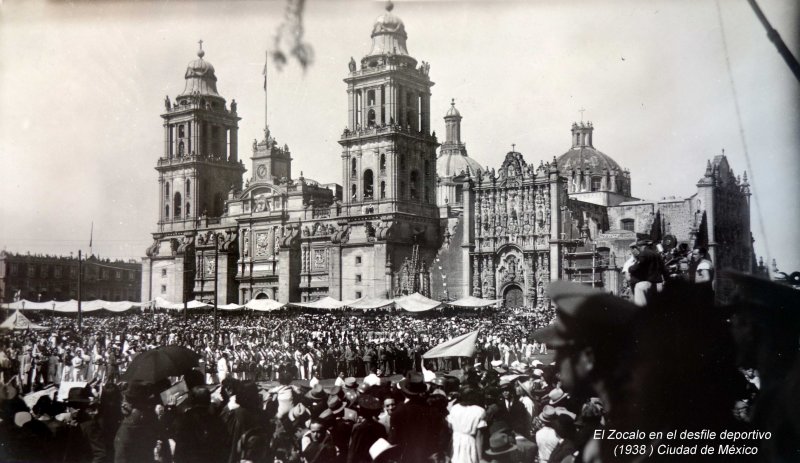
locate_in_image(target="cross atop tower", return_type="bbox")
[579,107,586,122]
[512,143,516,152]
[197,39,205,58]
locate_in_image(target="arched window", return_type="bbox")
[363,169,374,199]
[165,182,170,200]
[178,141,184,156]
[165,204,170,220]
[410,171,419,200]
[380,153,386,174]
[186,179,191,197]
[186,202,191,218]
[174,192,182,218]
[351,158,357,178]
[380,181,386,199]
[367,109,376,127]
[407,111,414,130]
[455,185,463,203]
[178,125,185,138]
[591,177,602,191]
[351,184,357,200]
[425,160,430,177]
[367,90,375,106]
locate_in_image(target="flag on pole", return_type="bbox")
[422,330,480,359]
[263,50,268,90]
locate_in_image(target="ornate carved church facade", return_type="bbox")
[142,5,754,307]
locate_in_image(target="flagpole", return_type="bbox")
[78,250,82,334]
[263,51,269,136]
[89,221,93,258]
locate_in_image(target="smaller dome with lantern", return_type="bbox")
[179,41,222,101]
[555,121,633,203]
[366,2,411,59]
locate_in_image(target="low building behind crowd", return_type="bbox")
[142,5,755,308]
[0,251,142,303]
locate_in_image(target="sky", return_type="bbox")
[1,0,798,273]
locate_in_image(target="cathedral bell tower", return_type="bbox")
[339,2,438,215]
[157,41,246,232]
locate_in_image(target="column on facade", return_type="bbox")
[164,124,170,159]
[347,89,355,129]
[486,255,496,298]
[472,255,482,297]
[229,126,238,162]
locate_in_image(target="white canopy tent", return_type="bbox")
[0,310,47,330]
[447,296,503,308]
[346,296,394,310]
[393,292,443,312]
[290,296,349,310]
[153,297,211,311]
[244,299,286,312]
[3,299,143,313]
[218,303,246,311]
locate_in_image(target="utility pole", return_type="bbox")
[77,250,82,334]
[213,232,219,345]
[747,0,800,82]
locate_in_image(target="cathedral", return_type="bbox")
[142,5,754,307]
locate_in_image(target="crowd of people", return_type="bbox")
[0,264,796,462]
[1,307,554,392]
[621,240,715,306]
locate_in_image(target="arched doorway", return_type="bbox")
[255,292,269,300]
[503,284,524,308]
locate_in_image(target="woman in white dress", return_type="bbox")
[447,386,487,463]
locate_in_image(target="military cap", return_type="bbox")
[533,280,638,348]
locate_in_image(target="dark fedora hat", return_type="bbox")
[357,394,382,412]
[400,372,427,397]
[67,387,93,406]
[485,431,518,456]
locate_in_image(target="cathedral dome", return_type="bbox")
[555,122,622,175]
[179,43,222,99]
[367,2,410,57]
[437,151,483,178]
[557,146,622,175]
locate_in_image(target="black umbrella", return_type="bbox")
[121,346,200,383]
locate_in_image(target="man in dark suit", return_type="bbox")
[496,382,532,440]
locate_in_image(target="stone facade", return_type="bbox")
[142,6,754,307]
[1,252,142,303]
[142,6,441,305]
[430,117,753,303]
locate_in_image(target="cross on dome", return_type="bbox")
[197,39,205,58]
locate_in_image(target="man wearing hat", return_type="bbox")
[114,381,167,463]
[533,281,638,410]
[172,386,227,463]
[484,430,521,463]
[390,372,448,463]
[347,394,387,463]
[319,394,355,461]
